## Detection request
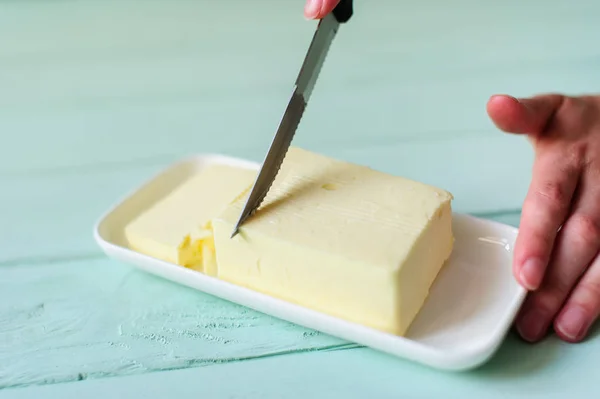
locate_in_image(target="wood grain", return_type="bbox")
[3,0,598,174]
[3,330,599,398]
[0,138,526,265]
[1,0,599,396]
[0,257,351,388]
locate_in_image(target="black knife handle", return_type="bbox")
[332,0,353,23]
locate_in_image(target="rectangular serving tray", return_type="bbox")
[93,153,527,371]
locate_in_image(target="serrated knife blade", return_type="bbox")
[230,1,353,237]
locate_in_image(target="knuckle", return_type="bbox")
[533,181,570,211]
[577,280,600,302]
[557,97,585,130]
[570,280,600,314]
[546,266,576,294]
[569,214,600,246]
[527,289,563,313]
[562,145,587,171]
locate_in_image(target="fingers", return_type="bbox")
[486,94,565,135]
[516,169,600,342]
[555,252,600,342]
[304,0,340,19]
[512,148,581,291]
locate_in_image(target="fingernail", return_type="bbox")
[520,258,544,290]
[490,94,518,103]
[516,308,548,342]
[556,306,589,341]
[304,0,322,18]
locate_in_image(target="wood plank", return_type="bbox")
[1,0,598,396]
[0,257,349,389]
[0,138,528,264]
[1,0,599,173]
[3,328,599,398]
[0,174,521,390]
[0,162,168,263]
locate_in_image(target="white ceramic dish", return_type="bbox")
[93,154,527,371]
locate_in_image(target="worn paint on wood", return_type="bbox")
[0,258,352,388]
[1,0,600,397]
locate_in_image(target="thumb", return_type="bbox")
[486,94,565,135]
[304,0,341,19]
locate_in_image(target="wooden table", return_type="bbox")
[1,1,599,397]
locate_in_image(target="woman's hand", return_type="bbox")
[302,0,600,344]
[304,0,340,19]
[488,94,600,343]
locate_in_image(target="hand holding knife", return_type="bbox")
[231,0,353,238]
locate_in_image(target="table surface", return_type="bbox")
[1,0,599,397]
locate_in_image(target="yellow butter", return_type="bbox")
[124,163,256,275]
[212,147,454,336]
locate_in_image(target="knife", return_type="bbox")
[230,0,353,238]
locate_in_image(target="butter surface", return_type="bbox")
[212,147,454,336]
[125,163,255,275]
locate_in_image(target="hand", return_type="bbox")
[304,0,340,19]
[487,94,600,343]
[302,0,600,343]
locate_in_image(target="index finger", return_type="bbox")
[304,0,340,19]
[514,149,581,290]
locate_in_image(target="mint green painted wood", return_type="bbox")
[3,332,599,399]
[0,258,349,389]
[0,163,166,263]
[1,0,599,397]
[0,138,527,264]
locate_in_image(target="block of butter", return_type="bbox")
[124,163,256,275]
[212,147,454,336]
